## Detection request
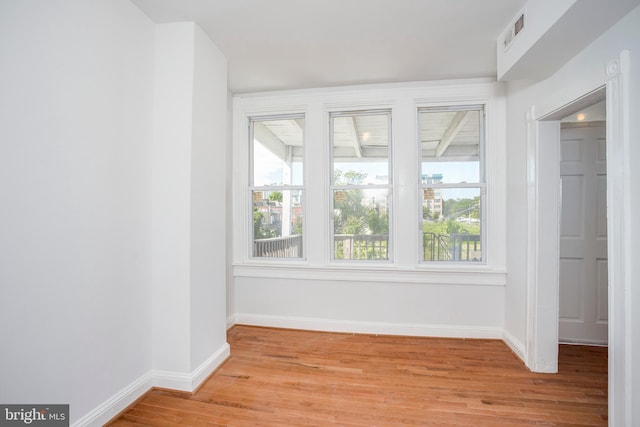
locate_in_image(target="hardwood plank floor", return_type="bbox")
[108,326,607,426]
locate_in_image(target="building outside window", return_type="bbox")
[249,115,305,258]
[419,105,485,262]
[330,110,392,261]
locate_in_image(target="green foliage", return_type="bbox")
[334,169,367,185]
[365,206,388,234]
[422,220,479,236]
[332,169,389,260]
[253,207,278,239]
[268,191,283,202]
[333,170,371,234]
[342,216,366,234]
[293,214,303,235]
[253,208,268,239]
[445,219,463,235]
[443,196,480,219]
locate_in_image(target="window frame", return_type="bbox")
[248,113,306,261]
[232,82,507,284]
[329,109,394,263]
[417,104,487,265]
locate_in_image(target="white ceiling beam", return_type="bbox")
[253,122,287,161]
[435,111,473,158]
[347,116,362,158]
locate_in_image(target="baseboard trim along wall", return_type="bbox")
[227,314,237,330]
[72,343,230,427]
[71,372,154,427]
[154,342,231,392]
[503,330,526,362]
[234,313,504,339]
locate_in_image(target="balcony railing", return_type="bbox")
[254,233,480,261]
[334,234,389,260]
[423,232,481,261]
[253,234,303,258]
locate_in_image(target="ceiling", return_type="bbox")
[132,0,528,93]
[561,100,606,123]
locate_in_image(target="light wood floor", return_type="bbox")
[109,325,607,426]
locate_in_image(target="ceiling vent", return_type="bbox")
[503,11,525,51]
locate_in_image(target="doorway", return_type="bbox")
[558,101,608,345]
[527,51,631,426]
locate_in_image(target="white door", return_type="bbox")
[559,123,608,345]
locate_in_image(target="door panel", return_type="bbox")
[559,124,607,345]
[560,175,585,239]
[559,258,584,320]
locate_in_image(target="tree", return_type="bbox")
[365,205,388,234]
[333,169,389,236]
[334,169,367,186]
[268,191,283,202]
[253,208,268,239]
[333,170,368,234]
[443,197,480,219]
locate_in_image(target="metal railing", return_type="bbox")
[254,233,480,261]
[334,234,389,260]
[253,234,303,258]
[423,232,481,261]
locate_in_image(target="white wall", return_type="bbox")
[0,3,229,424]
[0,0,155,422]
[232,81,509,341]
[226,90,235,328]
[152,22,229,390]
[152,22,194,376]
[189,24,229,371]
[504,4,640,425]
[235,277,505,337]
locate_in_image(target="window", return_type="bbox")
[419,105,484,262]
[330,110,391,261]
[249,115,304,258]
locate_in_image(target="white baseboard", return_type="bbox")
[73,343,230,426]
[151,369,193,392]
[71,372,153,427]
[502,330,526,364]
[559,338,608,346]
[190,343,231,390]
[153,342,231,391]
[226,313,237,329]
[235,313,503,339]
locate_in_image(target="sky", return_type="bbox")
[254,141,480,199]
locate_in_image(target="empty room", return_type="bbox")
[1,0,639,426]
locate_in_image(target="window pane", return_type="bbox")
[333,189,389,260]
[422,188,481,262]
[332,113,390,185]
[252,118,304,186]
[252,190,303,258]
[420,108,481,183]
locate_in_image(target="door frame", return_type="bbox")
[525,50,631,425]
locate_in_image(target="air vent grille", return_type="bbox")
[503,12,525,51]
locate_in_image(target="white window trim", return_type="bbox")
[232,79,507,285]
[417,104,487,265]
[248,113,306,260]
[329,109,393,263]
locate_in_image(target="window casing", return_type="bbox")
[419,105,485,263]
[249,114,305,259]
[234,82,506,283]
[330,110,392,261]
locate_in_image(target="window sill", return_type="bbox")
[233,263,506,286]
